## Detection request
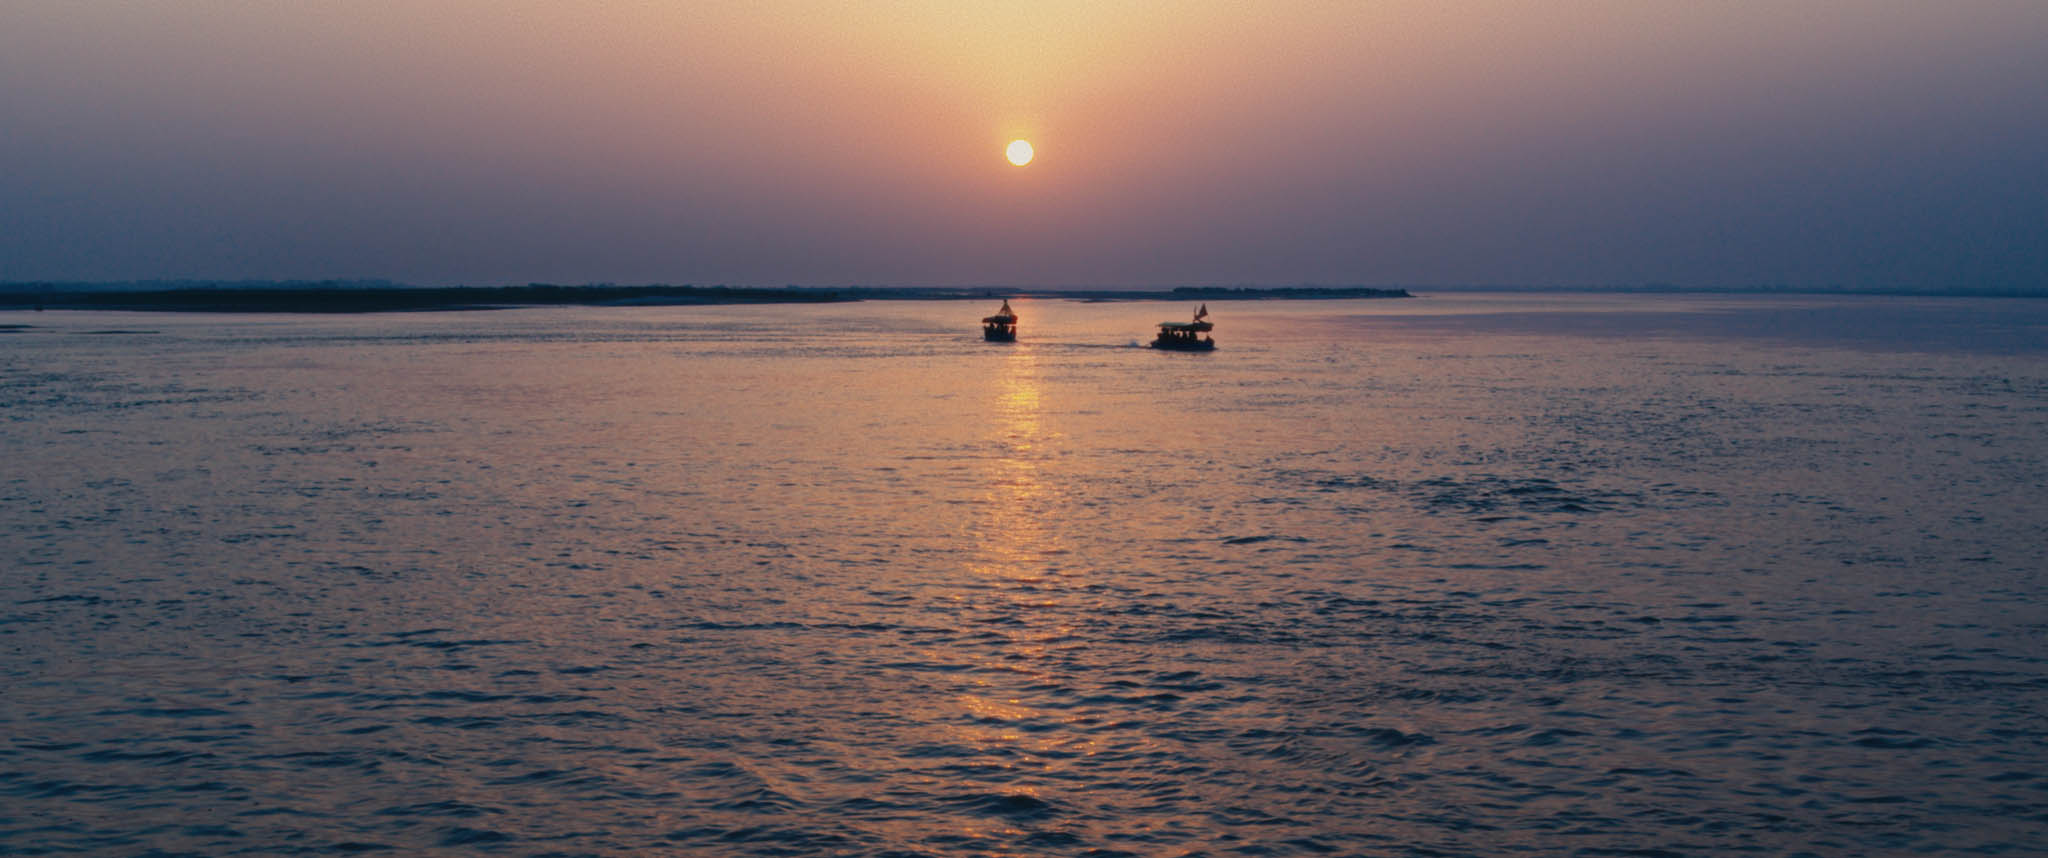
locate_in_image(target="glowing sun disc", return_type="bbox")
[1006,139,1034,166]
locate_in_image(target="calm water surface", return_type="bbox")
[3,294,2046,856]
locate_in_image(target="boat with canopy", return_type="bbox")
[982,299,1018,342]
[1150,304,1215,351]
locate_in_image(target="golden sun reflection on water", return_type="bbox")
[944,332,1106,771]
[969,340,1058,583]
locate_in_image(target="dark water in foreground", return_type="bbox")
[3,294,2046,856]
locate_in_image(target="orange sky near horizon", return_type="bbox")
[2,1,2044,287]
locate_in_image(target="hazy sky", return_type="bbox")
[3,1,2044,288]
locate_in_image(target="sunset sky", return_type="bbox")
[3,1,2044,289]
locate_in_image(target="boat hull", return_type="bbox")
[1150,337,1214,351]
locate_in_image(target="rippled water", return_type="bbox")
[3,294,2046,856]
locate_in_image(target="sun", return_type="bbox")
[1005,139,1034,167]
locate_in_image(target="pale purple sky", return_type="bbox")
[3,1,2044,289]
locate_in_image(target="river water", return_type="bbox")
[3,293,2045,855]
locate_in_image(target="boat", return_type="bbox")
[982,299,1018,342]
[1150,304,1215,351]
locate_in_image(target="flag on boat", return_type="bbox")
[1194,304,1209,321]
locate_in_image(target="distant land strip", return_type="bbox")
[859,286,1412,302]
[0,282,1412,313]
[0,283,846,313]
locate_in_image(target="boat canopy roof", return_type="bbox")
[983,314,1017,324]
[1157,320,1213,332]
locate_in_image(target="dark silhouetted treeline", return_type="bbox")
[0,281,848,313]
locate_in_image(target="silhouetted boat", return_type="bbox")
[982,300,1018,342]
[1151,304,1214,351]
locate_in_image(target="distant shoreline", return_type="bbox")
[9,280,2039,314]
[0,282,1412,314]
[0,284,847,314]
